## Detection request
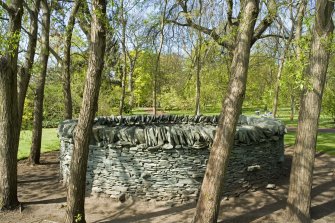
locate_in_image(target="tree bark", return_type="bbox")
[192,1,259,222]
[62,0,81,120]
[0,0,23,210]
[18,0,41,126]
[286,1,334,222]
[64,0,106,221]
[119,0,127,116]
[29,0,50,165]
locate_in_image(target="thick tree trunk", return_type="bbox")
[192,1,259,222]
[62,0,81,120]
[29,0,50,165]
[0,59,20,210]
[0,0,23,210]
[64,0,106,221]
[18,0,41,126]
[286,1,334,222]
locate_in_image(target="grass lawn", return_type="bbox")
[285,132,335,155]
[18,128,60,160]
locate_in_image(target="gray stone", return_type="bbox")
[266,184,276,190]
[247,165,261,172]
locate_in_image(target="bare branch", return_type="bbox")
[252,0,277,45]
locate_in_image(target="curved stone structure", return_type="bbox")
[58,115,286,202]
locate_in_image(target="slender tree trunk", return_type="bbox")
[289,0,307,120]
[272,55,285,118]
[62,0,81,120]
[128,57,137,109]
[195,57,201,116]
[119,0,127,116]
[0,0,23,210]
[29,0,50,165]
[153,0,167,115]
[195,1,202,116]
[65,0,106,221]
[286,1,334,222]
[18,0,41,127]
[295,0,307,60]
[290,95,295,121]
[273,18,294,118]
[192,1,259,222]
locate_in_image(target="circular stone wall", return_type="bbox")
[58,115,286,202]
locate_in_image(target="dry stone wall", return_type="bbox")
[58,115,286,203]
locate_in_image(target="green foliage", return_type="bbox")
[0,31,21,56]
[322,57,335,123]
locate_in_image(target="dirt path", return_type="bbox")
[0,147,334,223]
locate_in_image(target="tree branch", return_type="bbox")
[22,0,33,17]
[170,1,231,48]
[252,0,277,45]
[0,0,13,13]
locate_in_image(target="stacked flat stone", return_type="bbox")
[58,115,286,203]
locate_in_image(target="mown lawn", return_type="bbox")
[18,128,60,160]
[285,132,335,155]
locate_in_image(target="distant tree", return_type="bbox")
[152,0,167,115]
[286,1,334,222]
[62,0,81,120]
[29,0,51,165]
[65,0,107,222]
[18,0,41,128]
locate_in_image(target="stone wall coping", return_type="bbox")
[58,115,286,148]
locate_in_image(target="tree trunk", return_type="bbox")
[18,0,41,126]
[290,95,295,121]
[153,0,167,116]
[273,18,295,118]
[286,1,334,222]
[195,58,201,116]
[192,1,259,222]
[64,0,106,221]
[0,0,23,210]
[62,0,81,120]
[29,0,50,165]
[119,0,127,116]
[289,0,307,121]
[128,58,136,109]
[195,2,202,116]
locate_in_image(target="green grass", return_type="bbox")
[285,132,335,155]
[18,128,60,160]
